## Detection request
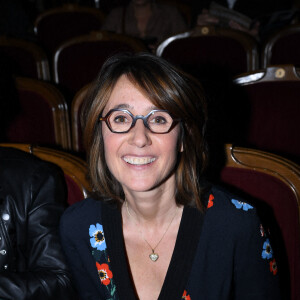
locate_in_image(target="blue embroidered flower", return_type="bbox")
[231,199,253,211]
[262,239,273,259]
[89,223,107,251]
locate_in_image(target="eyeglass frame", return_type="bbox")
[98,108,181,134]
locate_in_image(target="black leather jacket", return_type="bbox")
[0,147,75,299]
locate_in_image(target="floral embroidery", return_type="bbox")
[269,259,278,275]
[182,290,191,300]
[231,199,253,211]
[262,239,273,259]
[89,223,118,299]
[89,223,107,251]
[207,194,214,208]
[96,262,113,285]
[260,224,265,237]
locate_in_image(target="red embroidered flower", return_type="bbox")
[207,194,214,208]
[270,259,278,275]
[260,224,265,237]
[96,262,113,285]
[182,290,191,300]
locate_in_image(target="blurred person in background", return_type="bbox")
[101,0,187,51]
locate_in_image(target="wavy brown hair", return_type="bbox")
[81,52,208,211]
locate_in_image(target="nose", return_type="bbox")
[128,119,151,148]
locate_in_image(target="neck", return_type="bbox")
[124,192,178,225]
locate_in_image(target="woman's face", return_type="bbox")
[102,75,181,195]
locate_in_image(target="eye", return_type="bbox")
[149,116,167,124]
[113,115,130,123]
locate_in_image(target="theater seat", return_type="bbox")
[0,36,50,80]
[0,143,90,205]
[262,23,300,68]
[220,144,300,300]
[233,64,300,164]
[5,77,71,150]
[156,25,259,77]
[53,30,147,102]
[34,4,106,58]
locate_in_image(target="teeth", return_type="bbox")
[123,157,156,165]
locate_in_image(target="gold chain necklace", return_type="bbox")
[125,200,178,262]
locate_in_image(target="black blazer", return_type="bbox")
[0,147,75,299]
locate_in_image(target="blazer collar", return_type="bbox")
[102,202,204,300]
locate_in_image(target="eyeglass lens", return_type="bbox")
[107,110,174,133]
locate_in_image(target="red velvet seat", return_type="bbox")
[233,64,300,164]
[34,4,106,57]
[221,144,300,300]
[5,77,71,149]
[53,30,147,102]
[0,36,50,80]
[262,24,300,68]
[0,143,90,205]
[156,25,259,77]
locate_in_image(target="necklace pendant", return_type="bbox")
[149,252,159,262]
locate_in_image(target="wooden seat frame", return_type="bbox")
[53,30,147,85]
[262,23,300,68]
[15,77,71,149]
[71,82,91,152]
[234,64,300,85]
[34,4,106,35]
[156,25,259,72]
[225,144,300,220]
[0,143,90,199]
[0,35,50,80]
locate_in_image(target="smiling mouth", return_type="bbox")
[123,156,156,165]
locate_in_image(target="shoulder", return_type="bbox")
[203,185,261,236]
[60,198,102,228]
[206,185,257,213]
[60,198,114,250]
[0,146,63,178]
[0,147,65,189]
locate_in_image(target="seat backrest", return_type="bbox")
[71,82,91,154]
[156,25,259,76]
[233,64,300,164]
[53,30,147,101]
[0,143,90,205]
[262,23,300,68]
[220,144,300,300]
[5,77,71,149]
[34,4,106,57]
[0,36,50,80]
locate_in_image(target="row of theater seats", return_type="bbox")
[0,141,299,300]
[2,64,299,166]
[1,4,300,100]
[2,19,300,77]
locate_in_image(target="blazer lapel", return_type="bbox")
[102,202,205,300]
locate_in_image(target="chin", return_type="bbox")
[121,178,160,193]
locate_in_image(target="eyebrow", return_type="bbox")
[112,104,159,111]
[113,104,131,109]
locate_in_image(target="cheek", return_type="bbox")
[157,129,181,159]
[102,128,118,166]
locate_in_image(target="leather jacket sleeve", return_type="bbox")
[0,149,76,300]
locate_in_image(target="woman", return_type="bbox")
[60,52,281,299]
[101,0,187,51]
